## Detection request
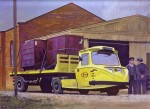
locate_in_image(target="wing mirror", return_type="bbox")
[79,56,82,61]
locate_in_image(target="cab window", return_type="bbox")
[81,53,88,65]
[92,51,119,66]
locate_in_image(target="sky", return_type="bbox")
[0,0,150,31]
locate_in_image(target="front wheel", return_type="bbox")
[107,88,119,96]
[52,78,63,94]
[17,77,28,92]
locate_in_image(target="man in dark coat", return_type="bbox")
[126,57,137,94]
[136,58,149,94]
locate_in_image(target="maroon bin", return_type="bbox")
[47,35,83,51]
[21,40,47,70]
[46,35,83,68]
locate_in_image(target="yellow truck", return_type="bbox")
[10,46,129,96]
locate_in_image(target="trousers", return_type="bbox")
[137,79,147,94]
[128,79,137,94]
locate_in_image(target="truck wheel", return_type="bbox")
[40,78,52,93]
[107,88,119,96]
[17,77,28,92]
[52,78,63,94]
[79,90,89,95]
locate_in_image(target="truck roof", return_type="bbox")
[79,46,115,53]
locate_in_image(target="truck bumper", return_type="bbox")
[89,81,129,86]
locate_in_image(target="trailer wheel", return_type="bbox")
[107,88,119,96]
[79,90,89,95]
[17,77,28,92]
[52,78,63,94]
[40,78,52,93]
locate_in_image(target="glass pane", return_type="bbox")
[92,51,119,66]
[81,54,88,65]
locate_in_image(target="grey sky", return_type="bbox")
[0,0,150,31]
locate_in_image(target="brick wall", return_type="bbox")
[0,31,6,90]
[3,27,20,90]
[19,3,104,43]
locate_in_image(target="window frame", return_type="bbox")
[91,51,119,66]
[10,41,14,67]
[81,53,89,66]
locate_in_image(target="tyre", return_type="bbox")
[17,77,28,92]
[79,90,89,95]
[51,78,63,94]
[107,88,119,96]
[40,78,52,93]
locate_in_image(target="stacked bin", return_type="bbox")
[21,40,47,70]
[20,35,83,70]
[47,35,83,67]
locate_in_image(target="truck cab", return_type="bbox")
[61,46,129,95]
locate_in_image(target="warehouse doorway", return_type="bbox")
[89,39,129,66]
[147,53,150,76]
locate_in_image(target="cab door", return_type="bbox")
[76,53,93,88]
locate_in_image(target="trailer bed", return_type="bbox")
[10,54,78,76]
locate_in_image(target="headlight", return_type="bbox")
[107,67,113,72]
[114,68,122,72]
[117,68,122,73]
[107,67,122,73]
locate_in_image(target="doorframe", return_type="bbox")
[146,53,150,76]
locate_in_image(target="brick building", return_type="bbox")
[0,3,104,90]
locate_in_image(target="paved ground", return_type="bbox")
[1,86,150,109]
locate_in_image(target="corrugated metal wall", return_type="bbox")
[129,42,150,76]
[129,42,150,64]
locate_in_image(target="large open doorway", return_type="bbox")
[146,53,150,76]
[89,39,129,66]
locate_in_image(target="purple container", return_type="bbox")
[21,40,47,70]
[47,35,83,66]
[21,35,83,70]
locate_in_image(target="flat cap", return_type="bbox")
[137,58,143,62]
[129,57,134,61]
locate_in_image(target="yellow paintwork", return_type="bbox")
[10,46,129,90]
[62,46,129,90]
[61,79,78,89]
[10,54,79,75]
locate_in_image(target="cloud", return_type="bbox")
[0,0,13,31]
[0,0,150,31]
[75,0,150,20]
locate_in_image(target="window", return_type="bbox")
[10,41,14,67]
[92,51,119,66]
[81,53,88,65]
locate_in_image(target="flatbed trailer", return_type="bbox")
[10,46,129,95]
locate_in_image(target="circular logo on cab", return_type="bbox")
[81,72,88,78]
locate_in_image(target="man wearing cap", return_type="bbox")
[126,57,137,94]
[136,58,149,94]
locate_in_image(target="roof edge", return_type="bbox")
[23,3,105,24]
[71,14,150,31]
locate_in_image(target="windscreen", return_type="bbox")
[92,51,119,66]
